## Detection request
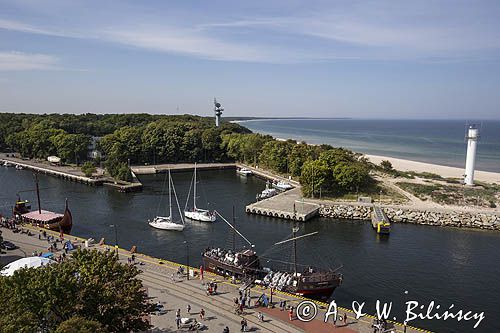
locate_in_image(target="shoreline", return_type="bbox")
[365,154,500,184]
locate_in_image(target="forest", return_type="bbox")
[0,113,374,197]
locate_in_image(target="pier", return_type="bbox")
[131,162,237,174]
[246,187,320,222]
[1,226,429,333]
[1,154,143,192]
[371,205,391,234]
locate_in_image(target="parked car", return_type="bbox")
[1,241,17,250]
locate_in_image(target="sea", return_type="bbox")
[238,119,500,173]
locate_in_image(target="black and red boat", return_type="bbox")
[202,212,342,297]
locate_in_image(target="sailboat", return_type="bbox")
[184,163,216,222]
[149,170,185,231]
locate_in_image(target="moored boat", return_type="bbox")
[149,170,185,231]
[237,167,253,176]
[184,163,216,222]
[202,212,343,297]
[256,181,278,201]
[272,180,293,191]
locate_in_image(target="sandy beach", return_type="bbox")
[366,154,500,184]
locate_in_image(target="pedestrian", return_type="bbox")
[187,304,191,314]
[279,300,284,311]
[239,290,243,298]
[243,318,248,332]
[171,273,175,282]
[175,312,181,329]
[403,320,408,333]
[214,282,218,294]
[343,313,348,326]
[288,307,294,321]
[131,254,135,263]
[200,265,204,280]
[258,312,264,322]
[247,296,251,308]
[223,326,230,333]
[333,315,337,327]
[200,308,205,320]
[240,318,245,332]
[283,300,286,310]
[241,296,246,308]
[176,308,181,317]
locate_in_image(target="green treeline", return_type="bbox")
[0,113,374,196]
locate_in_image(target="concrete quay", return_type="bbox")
[1,154,143,193]
[1,226,428,333]
[246,187,320,222]
[131,162,237,175]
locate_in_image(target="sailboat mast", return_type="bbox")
[35,173,41,214]
[293,224,298,275]
[193,163,197,209]
[232,206,236,252]
[168,170,172,218]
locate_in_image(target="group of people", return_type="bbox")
[206,281,218,295]
[233,288,252,314]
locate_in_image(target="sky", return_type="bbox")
[0,0,499,119]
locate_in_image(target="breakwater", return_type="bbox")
[319,204,500,231]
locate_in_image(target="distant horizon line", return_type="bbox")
[0,111,498,122]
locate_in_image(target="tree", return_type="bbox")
[258,140,292,173]
[380,160,393,172]
[55,317,106,333]
[0,249,155,332]
[300,159,330,198]
[81,161,97,177]
[333,162,371,193]
[52,133,91,164]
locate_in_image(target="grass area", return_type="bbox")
[396,182,499,208]
[320,181,408,204]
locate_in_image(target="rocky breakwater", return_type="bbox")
[319,204,500,231]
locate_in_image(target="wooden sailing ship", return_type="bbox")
[202,211,343,297]
[13,174,73,234]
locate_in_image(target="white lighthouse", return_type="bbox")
[214,98,223,127]
[464,125,479,186]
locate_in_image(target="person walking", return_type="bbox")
[200,308,205,320]
[403,320,408,333]
[258,312,264,322]
[343,313,348,326]
[288,307,294,321]
[214,282,218,294]
[187,304,191,314]
[240,318,245,332]
[175,312,181,329]
[223,326,230,333]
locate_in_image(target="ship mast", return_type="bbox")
[193,163,197,209]
[274,228,319,275]
[232,206,236,252]
[35,173,41,214]
[168,170,172,218]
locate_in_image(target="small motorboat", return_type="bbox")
[237,167,253,176]
[272,181,293,191]
[257,181,278,200]
[15,165,24,170]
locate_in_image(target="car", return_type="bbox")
[1,241,17,250]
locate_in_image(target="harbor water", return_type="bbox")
[1,167,499,332]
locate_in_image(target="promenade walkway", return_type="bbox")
[1,226,428,333]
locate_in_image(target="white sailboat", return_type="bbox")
[184,163,216,222]
[149,170,185,231]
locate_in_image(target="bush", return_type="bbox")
[81,161,96,177]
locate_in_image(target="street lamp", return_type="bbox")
[109,224,118,256]
[183,240,189,280]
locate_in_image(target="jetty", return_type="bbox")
[131,162,236,174]
[371,205,391,234]
[246,187,320,222]
[1,154,142,192]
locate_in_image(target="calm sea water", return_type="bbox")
[240,119,500,173]
[1,167,499,332]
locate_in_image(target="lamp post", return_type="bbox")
[183,240,189,280]
[109,224,118,256]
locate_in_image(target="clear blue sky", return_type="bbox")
[1,0,499,119]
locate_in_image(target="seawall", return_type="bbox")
[319,204,500,231]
